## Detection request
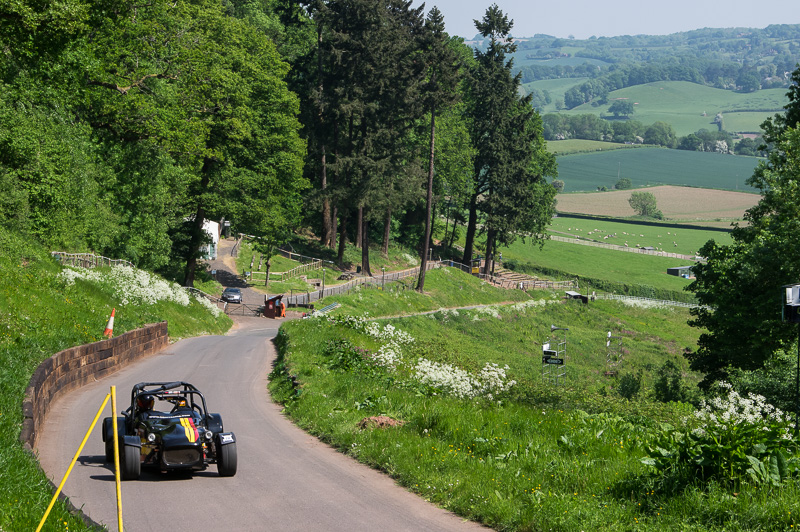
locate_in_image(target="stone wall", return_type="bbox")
[20,322,169,450]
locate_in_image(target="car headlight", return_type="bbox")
[204,431,213,441]
[147,433,157,443]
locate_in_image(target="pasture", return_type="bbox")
[500,236,696,295]
[522,77,589,111]
[546,215,733,256]
[554,185,760,223]
[546,138,636,155]
[557,81,787,135]
[554,148,762,193]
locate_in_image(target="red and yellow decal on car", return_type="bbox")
[180,417,199,443]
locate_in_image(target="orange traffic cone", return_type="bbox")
[103,308,115,338]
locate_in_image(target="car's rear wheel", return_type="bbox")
[217,442,237,477]
[121,444,141,480]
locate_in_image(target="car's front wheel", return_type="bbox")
[217,441,237,477]
[121,444,141,480]
[105,441,115,463]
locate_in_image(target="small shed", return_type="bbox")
[667,265,694,278]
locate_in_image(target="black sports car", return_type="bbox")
[102,381,237,479]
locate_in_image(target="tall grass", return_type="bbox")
[271,271,800,530]
[0,228,230,531]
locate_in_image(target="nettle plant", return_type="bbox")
[642,381,799,487]
[326,313,515,400]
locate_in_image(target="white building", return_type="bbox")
[199,219,220,260]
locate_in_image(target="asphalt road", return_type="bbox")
[36,316,486,531]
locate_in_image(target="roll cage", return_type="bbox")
[128,381,209,419]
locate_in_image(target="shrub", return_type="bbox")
[615,177,632,190]
[617,371,642,399]
[642,382,798,487]
[653,360,688,403]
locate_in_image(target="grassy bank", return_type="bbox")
[270,269,800,531]
[0,228,231,531]
[498,237,696,301]
[315,266,531,317]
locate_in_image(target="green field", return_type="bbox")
[557,81,787,135]
[546,138,637,155]
[555,148,762,192]
[522,77,589,111]
[499,237,696,296]
[546,216,732,256]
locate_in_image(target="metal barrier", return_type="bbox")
[597,293,703,309]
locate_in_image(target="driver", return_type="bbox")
[136,394,155,417]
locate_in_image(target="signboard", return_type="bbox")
[542,356,564,365]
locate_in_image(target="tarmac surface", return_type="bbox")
[35,240,487,531]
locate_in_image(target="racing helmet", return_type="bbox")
[137,394,155,411]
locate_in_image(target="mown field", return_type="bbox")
[546,138,637,155]
[546,214,733,255]
[271,268,800,531]
[554,185,760,223]
[555,147,762,193]
[500,236,696,297]
[553,81,787,134]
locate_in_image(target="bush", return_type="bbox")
[615,177,632,190]
[617,371,642,399]
[642,382,798,487]
[653,360,688,403]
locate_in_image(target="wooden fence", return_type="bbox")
[284,260,579,308]
[285,262,438,307]
[249,259,323,282]
[51,252,135,269]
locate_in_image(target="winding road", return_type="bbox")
[36,316,486,531]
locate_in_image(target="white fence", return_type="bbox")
[547,234,702,261]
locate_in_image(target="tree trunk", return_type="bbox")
[337,211,347,266]
[183,158,212,287]
[320,146,332,247]
[418,105,436,291]
[264,259,271,287]
[361,207,371,276]
[483,228,495,276]
[317,27,333,248]
[382,207,391,257]
[462,191,479,265]
[356,205,363,249]
[330,205,338,249]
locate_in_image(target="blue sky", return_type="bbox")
[411,0,799,40]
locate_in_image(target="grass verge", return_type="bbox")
[270,269,800,531]
[0,228,230,531]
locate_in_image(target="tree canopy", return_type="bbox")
[687,66,800,389]
[0,0,309,281]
